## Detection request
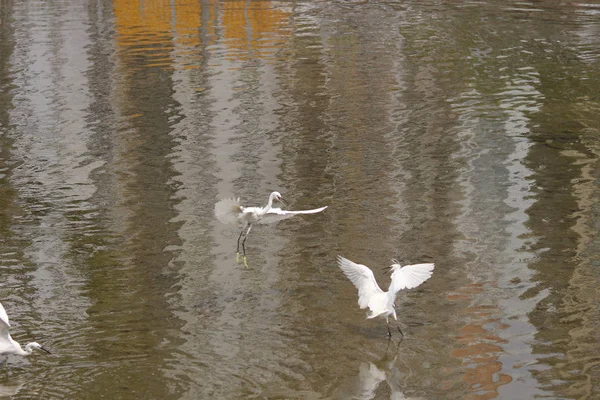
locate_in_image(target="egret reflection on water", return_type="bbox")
[0,381,24,397]
[355,340,402,400]
[0,302,51,357]
[337,256,434,336]
[215,191,327,267]
[339,340,426,400]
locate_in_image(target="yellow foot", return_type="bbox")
[236,252,240,263]
[242,256,249,269]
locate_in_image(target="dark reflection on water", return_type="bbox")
[0,0,598,399]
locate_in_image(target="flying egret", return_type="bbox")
[337,255,434,337]
[215,191,327,267]
[0,301,51,356]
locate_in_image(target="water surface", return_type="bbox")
[0,0,599,399]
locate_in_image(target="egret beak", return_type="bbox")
[382,266,392,272]
[278,197,287,207]
[391,259,400,265]
[40,345,51,354]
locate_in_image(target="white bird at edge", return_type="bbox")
[336,255,434,337]
[215,191,328,267]
[0,301,51,356]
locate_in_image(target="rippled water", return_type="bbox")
[0,0,598,398]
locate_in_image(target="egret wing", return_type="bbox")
[337,256,384,309]
[214,197,243,224]
[0,302,10,328]
[258,206,327,224]
[388,263,434,294]
[0,302,11,342]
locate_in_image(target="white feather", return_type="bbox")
[0,302,11,347]
[214,192,327,226]
[337,256,434,323]
[214,197,243,225]
[214,192,327,263]
[258,206,328,224]
[0,301,50,356]
[0,302,10,328]
[337,256,384,310]
[388,263,435,293]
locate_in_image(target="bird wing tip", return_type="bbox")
[336,255,351,265]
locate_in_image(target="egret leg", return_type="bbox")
[387,321,392,338]
[236,224,248,263]
[241,224,253,268]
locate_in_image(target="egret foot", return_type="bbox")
[236,252,240,263]
[242,256,249,269]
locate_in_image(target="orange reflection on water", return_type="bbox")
[114,0,172,45]
[114,0,213,69]
[113,0,288,68]
[449,284,512,399]
[172,1,215,68]
[221,0,290,61]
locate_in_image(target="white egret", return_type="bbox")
[215,191,327,267]
[0,301,51,356]
[337,255,434,337]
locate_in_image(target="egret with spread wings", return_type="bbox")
[337,255,434,337]
[0,301,51,357]
[215,191,327,267]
